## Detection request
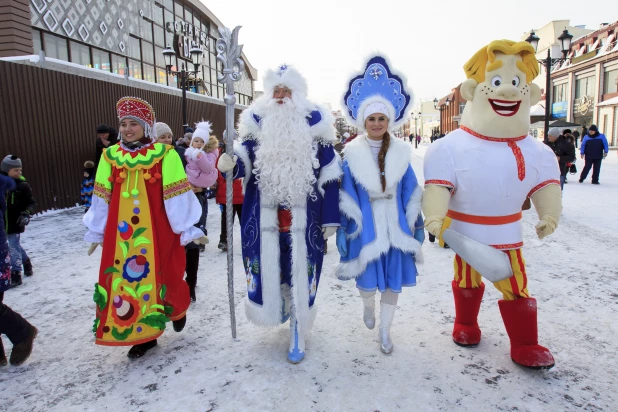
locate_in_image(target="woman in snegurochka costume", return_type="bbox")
[83,96,207,359]
[336,56,425,354]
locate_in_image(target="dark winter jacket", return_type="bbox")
[175,144,187,169]
[544,136,576,176]
[95,128,119,166]
[580,133,609,160]
[0,175,15,292]
[4,175,36,235]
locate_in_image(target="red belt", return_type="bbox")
[447,210,522,225]
[278,209,292,232]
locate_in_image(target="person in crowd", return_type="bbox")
[215,141,243,252]
[155,122,173,146]
[95,124,119,167]
[579,124,609,185]
[1,155,36,286]
[336,56,424,355]
[217,64,340,364]
[544,128,575,190]
[0,173,37,366]
[84,96,207,359]
[81,160,95,212]
[572,128,580,148]
[562,130,576,183]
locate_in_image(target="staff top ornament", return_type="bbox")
[343,55,413,131]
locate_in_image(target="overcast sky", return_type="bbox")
[202,0,617,112]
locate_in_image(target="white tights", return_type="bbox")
[359,289,399,305]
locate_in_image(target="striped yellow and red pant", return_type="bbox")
[453,249,530,301]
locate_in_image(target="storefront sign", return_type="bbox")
[552,101,567,118]
[166,20,208,61]
[574,96,594,116]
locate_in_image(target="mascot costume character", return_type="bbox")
[422,40,562,369]
[217,64,341,364]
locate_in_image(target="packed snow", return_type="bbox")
[1,144,617,411]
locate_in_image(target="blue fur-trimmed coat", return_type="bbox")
[232,105,342,334]
[336,135,423,280]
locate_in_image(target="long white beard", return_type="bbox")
[253,98,318,207]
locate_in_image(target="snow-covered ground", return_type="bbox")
[1,145,617,411]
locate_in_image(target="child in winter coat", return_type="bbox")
[81,160,95,211]
[1,155,36,286]
[215,142,244,252]
[183,122,218,302]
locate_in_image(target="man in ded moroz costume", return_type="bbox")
[217,64,341,363]
[423,40,562,369]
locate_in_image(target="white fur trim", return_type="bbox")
[363,102,390,122]
[263,65,308,98]
[309,104,337,143]
[238,108,261,139]
[405,185,424,264]
[339,190,362,240]
[344,135,411,195]
[335,185,423,280]
[355,96,396,131]
[234,142,252,194]
[317,155,342,197]
[244,194,282,326]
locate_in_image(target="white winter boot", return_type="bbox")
[379,302,397,354]
[360,291,376,330]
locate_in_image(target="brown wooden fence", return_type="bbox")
[0,59,240,212]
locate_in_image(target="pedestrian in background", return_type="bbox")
[579,124,609,185]
[1,155,36,286]
[215,141,243,252]
[572,128,580,148]
[81,160,95,212]
[95,124,118,166]
[0,172,37,366]
[544,128,575,190]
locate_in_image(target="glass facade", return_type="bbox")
[30,0,253,105]
[603,68,618,95]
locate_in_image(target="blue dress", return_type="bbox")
[336,136,423,293]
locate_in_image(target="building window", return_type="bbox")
[155,46,166,68]
[112,54,127,76]
[154,25,165,47]
[552,83,567,104]
[32,30,42,54]
[459,102,466,114]
[141,21,153,43]
[156,67,167,85]
[70,41,91,67]
[92,48,111,72]
[575,75,596,99]
[129,59,142,79]
[43,32,68,61]
[174,1,183,17]
[129,36,141,60]
[603,69,618,95]
[143,64,156,83]
[185,8,192,25]
[153,4,164,26]
[163,0,173,11]
[142,40,154,64]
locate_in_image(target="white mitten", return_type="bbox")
[195,235,210,245]
[321,226,337,240]
[217,153,237,173]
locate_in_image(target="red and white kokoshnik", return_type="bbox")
[116,97,155,127]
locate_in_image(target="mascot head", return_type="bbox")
[460,40,541,138]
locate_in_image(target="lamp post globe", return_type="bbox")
[190,43,203,69]
[433,97,438,110]
[525,30,540,52]
[558,29,573,56]
[162,46,175,71]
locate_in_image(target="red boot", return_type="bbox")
[452,281,485,347]
[499,298,555,369]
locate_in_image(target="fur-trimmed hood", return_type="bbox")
[343,134,412,194]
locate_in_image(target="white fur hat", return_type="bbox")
[262,64,308,98]
[191,121,212,144]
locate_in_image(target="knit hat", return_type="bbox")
[155,122,173,138]
[191,121,213,146]
[588,124,598,132]
[547,127,560,137]
[1,155,21,173]
[96,124,110,133]
[184,126,194,134]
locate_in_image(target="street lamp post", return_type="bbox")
[163,43,204,128]
[526,29,573,140]
[433,97,450,135]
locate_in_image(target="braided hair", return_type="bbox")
[377,132,391,192]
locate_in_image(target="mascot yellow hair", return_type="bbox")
[464,40,539,84]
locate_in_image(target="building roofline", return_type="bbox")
[187,0,258,80]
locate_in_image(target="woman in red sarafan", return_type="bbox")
[83,96,206,359]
